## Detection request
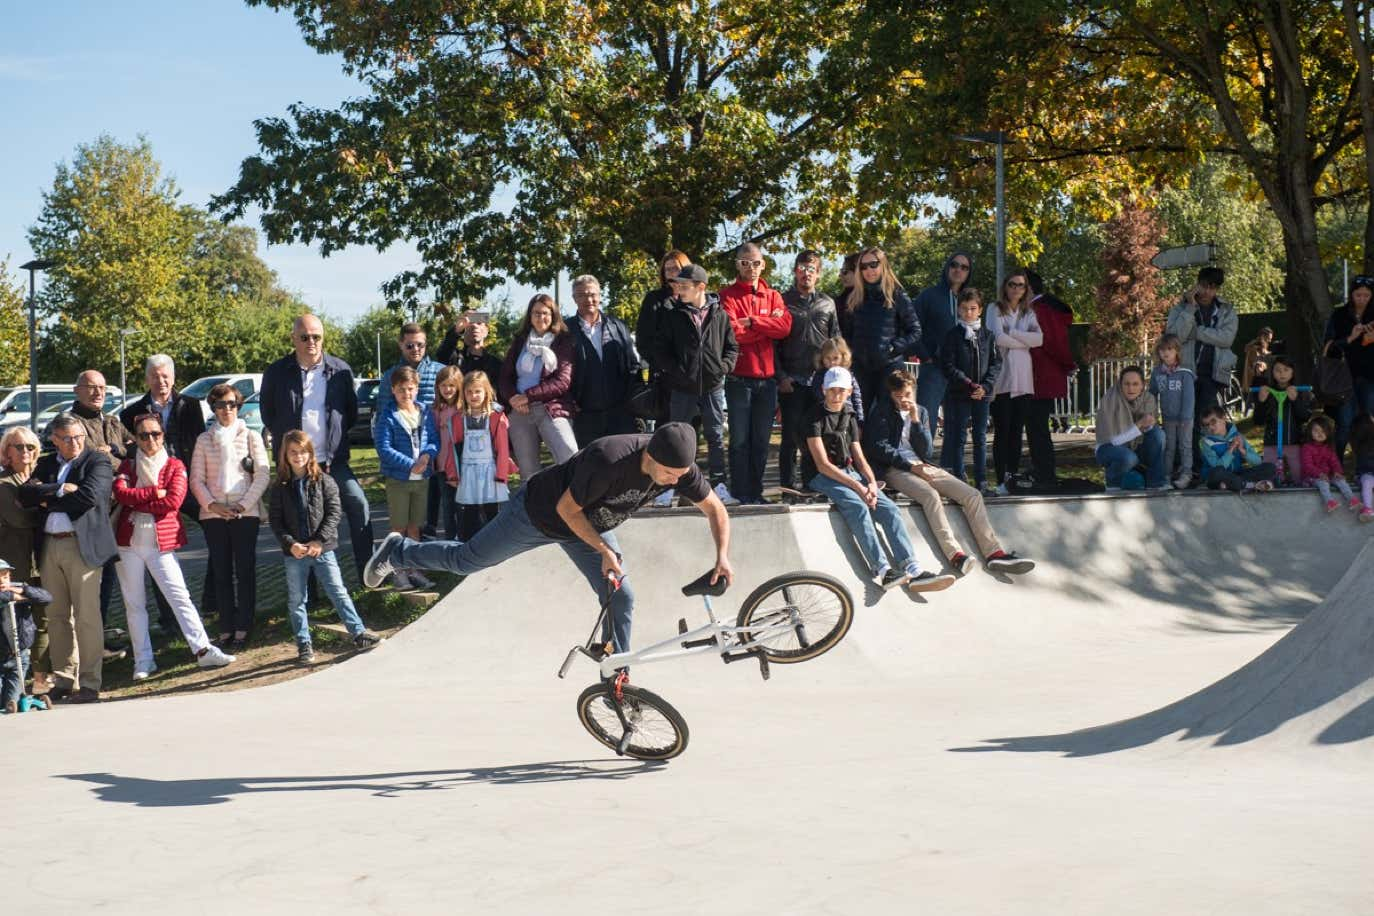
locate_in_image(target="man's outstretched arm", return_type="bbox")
[689,490,733,586]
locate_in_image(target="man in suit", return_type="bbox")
[19,413,118,703]
[120,354,210,630]
[260,314,371,581]
[567,274,642,447]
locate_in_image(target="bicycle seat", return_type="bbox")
[681,570,729,597]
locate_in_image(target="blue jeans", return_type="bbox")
[1335,378,1374,459]
[668,386,727,484]
[941,397,990,488]
[329,465,374,582]
[2,649,28,708]
[808,469,917,575]
[394,488,633,652]
[1096,426,1166,487]
[725,377,778,502]
[284,551,366,645]
[916,367,948,432]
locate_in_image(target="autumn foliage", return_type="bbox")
[1086,200,1169,361]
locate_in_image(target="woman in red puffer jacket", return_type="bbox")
[1025,271,1077,492]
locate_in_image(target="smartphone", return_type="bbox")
[465,310,490,324]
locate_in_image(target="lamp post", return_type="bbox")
[18,259,57,433]
[118,328,141,413]
[956,131,1011,292]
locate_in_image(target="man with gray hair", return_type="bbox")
[567,274,642,447]
[18,413,118,703]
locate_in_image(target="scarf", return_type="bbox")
[1095,385,1158,447]
[517,332,558,377]
[133,446,169,544]
[958,318,981,341]
[212,419,246,499]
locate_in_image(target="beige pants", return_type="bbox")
[883,465,1003,560]
[40,535,104,691]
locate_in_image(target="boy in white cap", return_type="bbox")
[801,367,954,592]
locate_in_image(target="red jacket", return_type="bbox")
[719,278,792,379]
[113,455,188,552]
[1031,297,1076,400]
[435,408,520,485]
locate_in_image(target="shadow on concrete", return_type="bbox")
[1318,696,1374,745]
[59,759,665,807]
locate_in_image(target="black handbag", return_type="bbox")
[1314,341,1354,407]
[626,378,668,422]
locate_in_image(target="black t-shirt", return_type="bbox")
[523,434,711,539]
[800,403,858,483]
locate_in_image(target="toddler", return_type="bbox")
[1300,414,1358,513]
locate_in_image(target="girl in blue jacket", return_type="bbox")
[375,366,439,589]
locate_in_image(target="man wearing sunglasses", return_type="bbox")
[261,314,371,582]
[912,252,974,425]
[375,322,445,536]
[719,242,792,504]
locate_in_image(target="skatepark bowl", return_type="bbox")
[11,489,1374,914]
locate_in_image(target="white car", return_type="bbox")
[180,374,263,422]
[0,384,123,432]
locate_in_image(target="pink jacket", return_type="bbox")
[1301,441,1345,481]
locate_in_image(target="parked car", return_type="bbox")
[238,392,272,456]
[181,373,263,422]
[0,384,123,432]
[350,378,380,445]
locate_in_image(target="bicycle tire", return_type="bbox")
[575,682,690,760]
[734,571,854,664]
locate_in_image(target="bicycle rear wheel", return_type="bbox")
[575,683,689,760]
[735,571,853,664]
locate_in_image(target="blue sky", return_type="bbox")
[1,1,533,321]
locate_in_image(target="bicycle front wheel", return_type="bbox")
[735,571,854,664]
[575,683,690,761]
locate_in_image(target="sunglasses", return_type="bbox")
[949,261,971,270]
[795,264,819,274]
[211,400,240,411]
[1006,280,1027,288]
[297,333,323,342]
[1355,276,1374,286]
[402,342,427,350]
[860,260,881,270]
[737,259,764,268]
[136,431,164,441]
[8,443,38,452]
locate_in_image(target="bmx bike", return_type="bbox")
[557,569,855,761]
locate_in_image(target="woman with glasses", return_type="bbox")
[987,269,1044,495]
[0,426,49,691]
[114,413,234,679]
[844,247,921,413]
[498,293,579,479]
[189,384,270,651]
[1324,275,1374,460]
[636,250,692,361]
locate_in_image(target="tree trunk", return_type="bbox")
[1340,0,1374,274]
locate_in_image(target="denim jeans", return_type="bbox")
[725,377,778,502]
[329,464,374,582]
[395,488,633,651]
[1096,426,1166,487]
[916,367,947,433]
[1,649,27,708]
[667,386,727,484]
[941,397,990,488]
[284,551,365,645]
[808,468,917,575]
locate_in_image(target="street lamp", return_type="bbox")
[956,131,1012,292]
[18,259,57,433]
[118,328,141,412]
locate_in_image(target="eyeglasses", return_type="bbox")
[950,261,971,270]
[297,334,323,342]
[794,265,819,274]
[55,434,86,445]
[859,260,881,270]
[211,400,240,411]
[402,342,426,350]
[78,383,107,391]
[737,259,764,268]
[136,431,164,441]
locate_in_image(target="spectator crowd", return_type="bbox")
[4,246,1373,709]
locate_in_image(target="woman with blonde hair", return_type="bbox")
[844,246,921,412]
[0,425,48,690]
[986,269,1043,494]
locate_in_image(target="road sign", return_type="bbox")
[1151,242,1216,270]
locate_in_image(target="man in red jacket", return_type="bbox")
[1026,270,1077,492]
[719,243,793,504]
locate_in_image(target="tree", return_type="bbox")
[0,260,29,387]
[214,0,905,312]
[1087,199,1168,360]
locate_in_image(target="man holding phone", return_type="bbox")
[1165,266,1238,479]
[436,309,505,381]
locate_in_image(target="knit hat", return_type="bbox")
[823,367,854,391]
[647,422,698,467]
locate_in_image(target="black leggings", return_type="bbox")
[203,516,259,635]
[991,393,1031,485]
[1204,464,1277,491]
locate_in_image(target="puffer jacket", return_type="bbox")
[268,472,342,553]
[189,422,271,520]
[113,455,189,551]
[375,403,440,480]
[498,330,578,420]
[843,283,921,375]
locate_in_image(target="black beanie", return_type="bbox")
[647,422,698,467]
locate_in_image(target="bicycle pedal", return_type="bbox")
[677,618,688,635]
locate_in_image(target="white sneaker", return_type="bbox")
[653,488,676,508]
[131,664,158,681]
[196,645,234,669]
[391,569,415,590]
[713,483,741,506]
[993,483,1010,497]
[408,569,435,589]
[1173,473,1192,489]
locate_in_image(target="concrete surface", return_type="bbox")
[8,489,1374,914]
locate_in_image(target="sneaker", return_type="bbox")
[196,645,234,669]
[906,570,957,592]
[877,568,908,590]
[652,488,676,508]
[1361,508,1374,524]
[65,687,101,705]
[131,664,158,681]
[1325,499,1340,513]
[391,569,415,590]
[1173,473,1193,490]
[297,643,316,665]
[353,630,384,650]
[713,483,741,506]
[408,569,435,590]
[950,552,976,576]
[993,483,1010,497]
[363,532,404,589]
[1254,479,1274,493]
[102,646,126,662]
[986,551,1036,575]
[1350,498,1364,512]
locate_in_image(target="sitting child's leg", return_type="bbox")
[927,469,1003,559]
[868,490,919,576]
[883,468,960,561]
[1313,478,1334,502]
[809,472,893,576]
[1362,473,1374,509]
[1205,467,1242,491]
[1334,476,1356,503]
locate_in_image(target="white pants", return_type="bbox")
[508,402,578,479]
[116,542,210,667]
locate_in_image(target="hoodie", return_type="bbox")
[912,253,973,364]
[1149,364,1196,422]
[1199,423,1263,473]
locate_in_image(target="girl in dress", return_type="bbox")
[453,372,519,540]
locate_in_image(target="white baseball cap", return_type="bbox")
[822,367,854,391]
